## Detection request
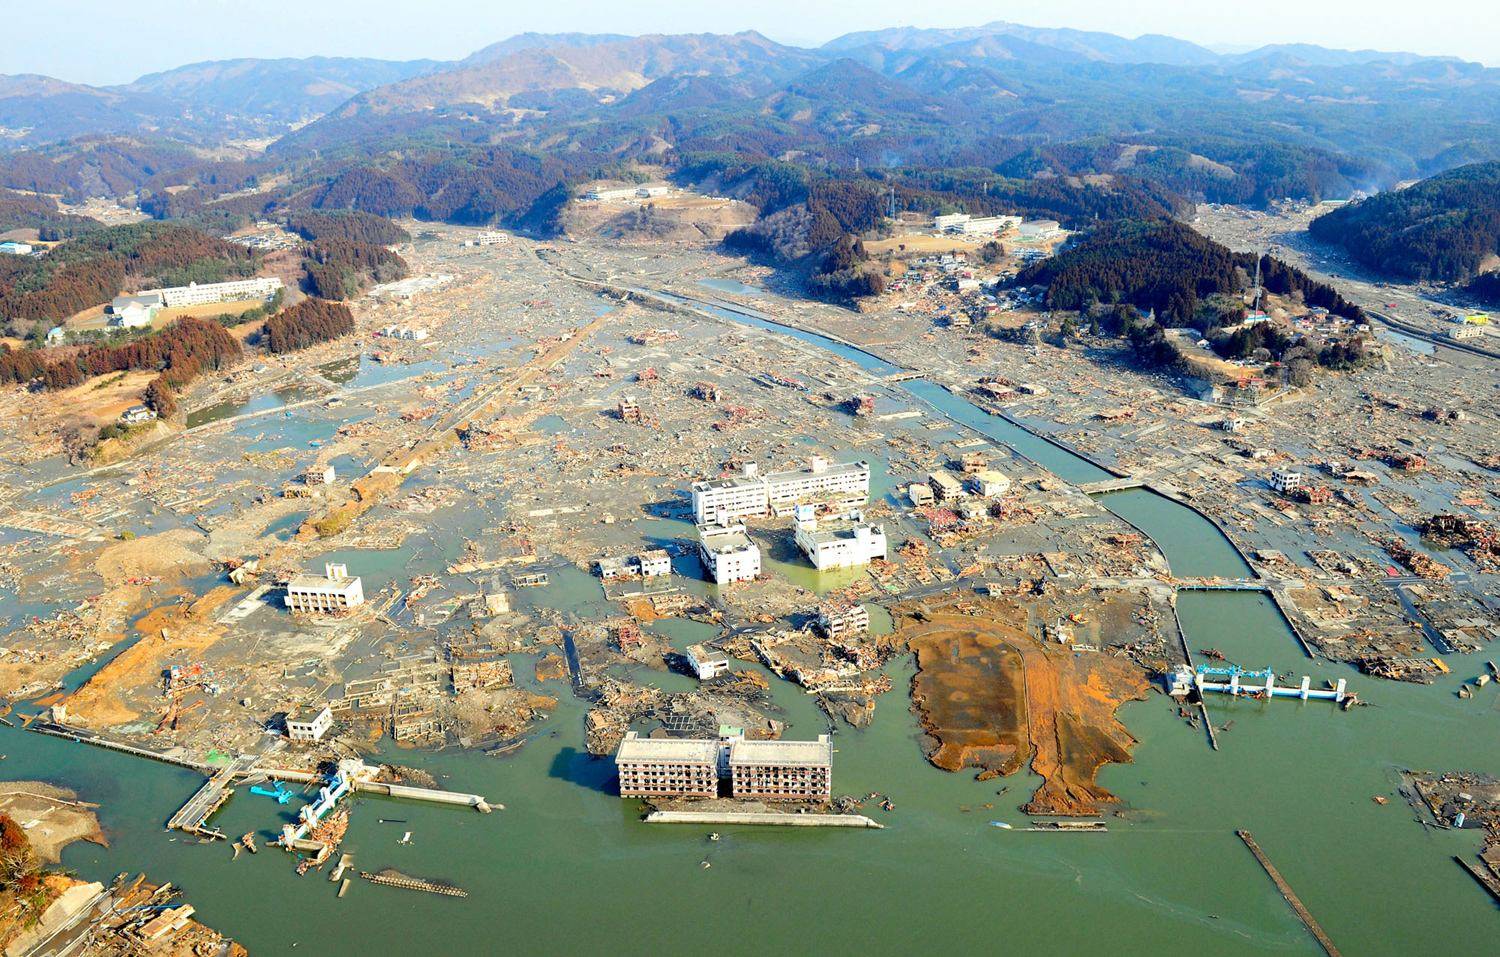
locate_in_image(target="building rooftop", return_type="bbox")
[287,572,360,591]
[691,474,762,493]
[699,525,755,554]
[801,519,883,547]
[763,459,868,486]
[615,733,719,765]
[729,736,831,767]
[111,293,164,311]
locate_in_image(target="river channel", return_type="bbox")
[3,283,1496,955]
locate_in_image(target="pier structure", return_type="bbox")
[1169,664,1347,703]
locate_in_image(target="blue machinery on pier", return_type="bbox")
[1169,664,1349,703]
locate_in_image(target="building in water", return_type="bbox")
[793,507,887,571]
[686,643,731,680]
[697,523,761,584]
[614,732,833,801]
[615,733,719,798]
[728,736,833,801]
[285,563,365,614]
[817,600,870,639]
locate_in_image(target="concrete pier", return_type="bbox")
[1238,830,1342,957]
[644,810,883,828]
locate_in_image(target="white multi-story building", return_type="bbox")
[793,508,887,571]
[1269,469,1305,495]
[728,736,832,801]
[137,277,283,309]
[933,213,970,231]
[692,464,769,524]
[928,471,966,502]
[691,457,871,524]
[697,523,761,584]
[287,705,334,742]
[763,457,870,516]
[615,733,719,798]
[285,563,365,614]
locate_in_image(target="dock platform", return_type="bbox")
[644,810,883,829]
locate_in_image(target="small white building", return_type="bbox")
[120,404,157,426]
[1269,469,1305,495]
[0,241,34,256]
[285,563,365,614]
[793,507,887,571]
[969,470,1011,498]
[685,643,731,680]
[109,293,164,329]
[697,523,761,584]
[287,705,334,742]
[1017,220,1062,240]
[907,482,935,507]
[637,185,672,198]
[638,549,671,577]
[596,549,672,580]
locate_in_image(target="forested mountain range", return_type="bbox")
[2,22,1499,295]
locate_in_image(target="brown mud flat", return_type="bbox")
[63,585,237,727]
[899,597,1150,816]
[0,782,107,863]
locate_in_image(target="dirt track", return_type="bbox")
[900,597,1149,816]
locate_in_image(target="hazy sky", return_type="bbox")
[5,0,1496,86]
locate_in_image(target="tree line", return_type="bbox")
[302,238,408,300]
[263,298,355,354]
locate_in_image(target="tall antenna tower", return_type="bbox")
[1252,249,1264,314]
[888,186,896,220]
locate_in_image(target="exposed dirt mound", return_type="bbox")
[900,596,1150,816]
[94,528,211,585]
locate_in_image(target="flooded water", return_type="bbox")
[5,284,1496,955]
